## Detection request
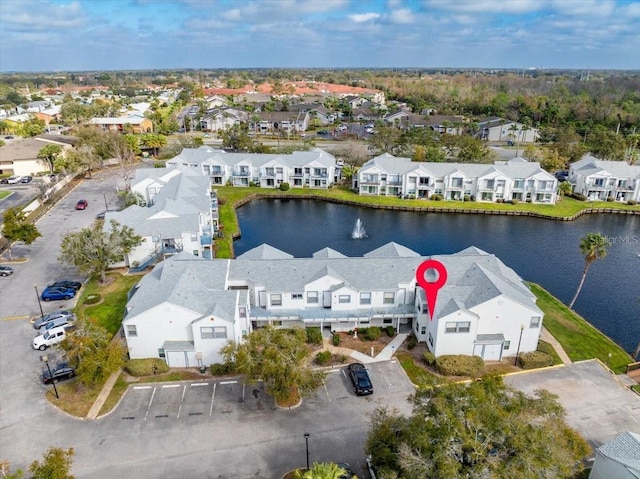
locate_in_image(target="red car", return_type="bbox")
[75,200,88,210]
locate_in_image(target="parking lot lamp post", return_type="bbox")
[514,324,525,366]
[40,355,59,399]
[103,192,109,211]
[304,432,310,471]
[34,284,44,319]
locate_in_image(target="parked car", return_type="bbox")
[337,124,348,131]
[347,363,373,396]
[33,323,75,350]
[75,199,88,210]
[7,175,22,184]
[336,463,355,479]
[41,286,77,302]
[0,265,14,276]
[33,310,75,330]
[20,175,33,183]
[39,316,75,334]
[95,211,106,220]
[48,280,82,291]
[0,178,8,184]
[42,362,76,384]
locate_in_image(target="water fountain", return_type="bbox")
[351,218,367,239]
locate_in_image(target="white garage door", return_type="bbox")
[473,343,503,361]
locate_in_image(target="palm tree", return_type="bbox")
[569,233,611,309]
[294,462,350,479]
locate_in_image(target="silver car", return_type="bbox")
[33,310,75,330]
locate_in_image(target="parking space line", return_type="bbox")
[209,383,216,416]
[133,386,152,390]
[144,387,156,421]
[191,383,208,387]
[219,380,238,385]
[242,382,245,401]
[322,379,331,402]
[162,384,180,388]
[176,385,187,419]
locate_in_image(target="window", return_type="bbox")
[485,179,495,189]
[445,321,470,333]
[421,326,426,335]
[291,293,303,300]
[190,233,198,241]
[594,178,604,187]
[270,294,282,306]
[530,316,541,328]
[383,292,395,304]
[126,325,137,337]
[339,295,351,304]
[360,292,371,305]
[238,306,247,318]
[201,326,227,339]
[192,250,199,256]
[158,348,165,358]
[514,179,524,189]
[451,177,463,188]
[307,291,318,304]
[428,332,434,346]
[383,319,392,324]
[503,340,511,350]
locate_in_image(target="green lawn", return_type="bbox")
[213,186,639,259]
[0,190,12,200]
[529,283,632,373]
[76,272,140,335]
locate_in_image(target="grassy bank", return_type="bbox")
[529,283,632,374]
[213,186,639,259]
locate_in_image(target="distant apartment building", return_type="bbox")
[353,154,557,204]
[569,155,640,202]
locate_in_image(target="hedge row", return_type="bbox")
[436,354,484,377]
[125,358,170,376]
[518,351,554,369]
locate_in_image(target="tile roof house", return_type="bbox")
[166,147,339,189]
[104,165,218,268]
[589,431,640,479]
[122,244,543,367]
[354,154,557,203]
[89,114,153,134]
[569,155,640,202]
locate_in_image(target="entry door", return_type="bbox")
[323,291,331,308]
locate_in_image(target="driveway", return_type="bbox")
[505,360,640,447]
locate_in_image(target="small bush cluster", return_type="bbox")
[84,294,101,305]
[210,362,236,375]
[627,200,637,205]
[359,326,382,341]
[518,351,554,369]
[423,351,436,366]
[511,198,519,204]
[430,194,444,201]
[463,195,471,202]
[526,199,533,203]
[606,196,614,202]
[385,326,396,337]
[332,334,341,346]
[315,350,332,365]
[279,182,290,191]
[496,198,504,203]
[306,327,323,345]
[125,358,170,376]
[406,334,418,350]
[436,355,484,377]
[569,192,587,201]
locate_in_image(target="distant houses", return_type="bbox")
[353,154,558,204]
[89,114,153,134]
[122,243,543,368]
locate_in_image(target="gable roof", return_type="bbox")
[596,431,640,475]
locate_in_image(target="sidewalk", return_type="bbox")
[324,333,409,364]
[540,327,572,365]
[86,369,121,419]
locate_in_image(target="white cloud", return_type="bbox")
[389,8,415,24]
[349,12,381,23]
[550,0,616,17]
[424,0,544,14]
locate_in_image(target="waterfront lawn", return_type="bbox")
[529,283,631,374]
[76,272,140,335]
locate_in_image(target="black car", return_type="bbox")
[48,280,83,291]
[0,178,8,184]
[347,363,373,396]
[42,362,76,384]
[20,175,33,183]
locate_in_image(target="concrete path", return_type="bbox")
[324,333,409,364]
[540,327,572,365]
[86,369,121,419]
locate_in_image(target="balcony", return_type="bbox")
[311,172,329,178]
[200,235,213,246]
[232,170,250,177]
[261,170,275,178]
[290,171,304,178]
[209,168,222,176]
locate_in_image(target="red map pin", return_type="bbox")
[416,259,448,320]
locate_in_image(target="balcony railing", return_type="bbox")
[232,171,250,177]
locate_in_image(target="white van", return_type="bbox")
[32,324,74,350]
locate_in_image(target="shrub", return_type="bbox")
[407,334,417,350]
[83,294,101,305]
[430,194,444,201]
[518,351,554,369]
[423,351,436,367]
[511,198,519,205]
[385,326,396,337]
[210,362,236,375]
[606,196,614,202]
[125,358,170,376]
[332,334,341,346]
[526,199,533,203]
[306,327,323,345]
[360,326,381,341]
[315,350,332,365]
[569,192,587,201]
[279,182,290,191]
[436,355,484,377]
[627,200,637,205]
[463,195,471,202]
[496,198,504,203]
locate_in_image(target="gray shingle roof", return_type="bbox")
[312,247,347,259]
[597,431,640,473]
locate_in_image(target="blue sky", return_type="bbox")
[0,0,639,72]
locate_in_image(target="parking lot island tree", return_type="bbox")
[1,206,41,260]
[28,447,75,479]
[36,144,63,174]
[568,232,611,309]
[366,375,590,479]
[58,220,142,283]
[221,325,326,404]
